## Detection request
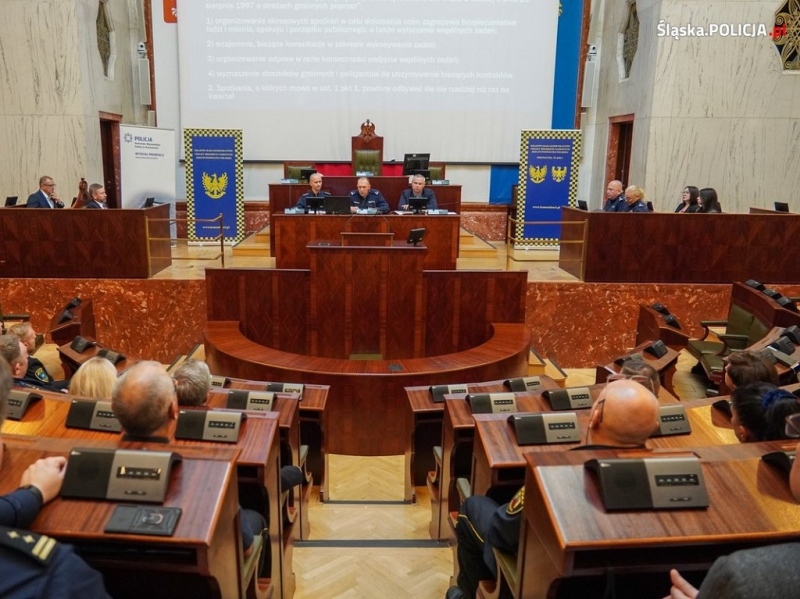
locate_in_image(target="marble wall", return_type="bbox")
[0,0,145,200]
[8,277,800,369]
[583,0,800,214]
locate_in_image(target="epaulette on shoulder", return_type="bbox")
[0,526,58,565]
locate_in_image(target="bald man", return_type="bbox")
[446,380,660,599]
[603,180,626,212]
[111,361,177,440]
[349,177,389,214]
[294,172,330,212]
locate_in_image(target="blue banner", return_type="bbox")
[552,0,584,129]
[184,129,243,243]
[515,130,581,247]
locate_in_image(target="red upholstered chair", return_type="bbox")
[351,119,383,176]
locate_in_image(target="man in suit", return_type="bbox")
[84,183,108,209]
[26,176,64,208]
[398,174,438,211]
[446,379,660,599]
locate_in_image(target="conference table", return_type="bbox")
[519,442,800,598]
[0,434,244,599]
[1,390,289,599]
[271,213,460,270]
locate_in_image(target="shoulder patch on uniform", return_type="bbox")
[0,527,57,565]
[35,367,49,382]
[507,488,524,515]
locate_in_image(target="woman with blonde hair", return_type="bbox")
[69,357,118,399]
[622,185,649,212]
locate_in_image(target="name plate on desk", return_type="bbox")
[226,390,275,411]
[431,179,449,185]
[266,382,304,396]
[614,352,644,366]
[650,405,691,437]
[467,393,517,414]
[430,384,468,403]
[504,376,543,392]
[210,375,230,388]
[426,209,449,215]
[542,387,592,410]
[175,409,243,443]
[6,390,42,420]
[508,412,580,445]
[585,457,709,510]
[62,448,182,504]
[66,399,122,433]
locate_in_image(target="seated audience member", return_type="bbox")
[349,177,390,214]
[68,357,117,399]
[617,358,661,395]
[173,359,211,407]
[294,172,330,211]
[724,350,779,391]
[603,180,626,212]
[730,382,800,442]
[674,186,700,213]
[111,361,266,559]
[698,187,721,213]
[398,174,438,211]
[172,359,305,490]
[0,334,62,392]
[8,322,67,390]
[622,185,649,212]
[665,544,800,599]
[0,356,113,597]
[26,176,63,208]
[446,380,659,599]
[84,183,108,209]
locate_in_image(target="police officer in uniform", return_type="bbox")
[349,177,390,214]
[621,185,649,212]
[0,527,111,598]
[8,323,67,390]
[294,172,330,212]
[0,334,62,393]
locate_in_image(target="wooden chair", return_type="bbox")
[351,119,383,176]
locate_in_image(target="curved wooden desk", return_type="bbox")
[204,321,531,457]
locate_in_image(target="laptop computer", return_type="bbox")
[4,196,18,207]
[774,201,790,213]
[324,196,351,215]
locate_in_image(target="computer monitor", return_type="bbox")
[324,196,351,215]
[300,168,317,182]
[144,197,155,208]
[403,153,430,176]
[407,227,427,246]
[577,200,588,211]
[4,196,18,207]
[774,201,790,213]
[305,196,324,214]
[409,197,429,214]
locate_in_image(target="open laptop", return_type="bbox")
[4,196,18,207]
[324,196,351,215]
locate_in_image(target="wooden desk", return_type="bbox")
[0,435,243,599]
[519,442,800,598]
[2,393,287,599]
[58,340,136,378]
[595,341,680,396]
[271,213,460,270]
[0,204,171,278]
[634,304,690,352]
[268,178,462,214]
[205,321,530,459]
[558,207,800,283]
[48,298,96,347]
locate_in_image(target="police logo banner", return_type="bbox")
[516,130,581,247]
[184,128,244,243]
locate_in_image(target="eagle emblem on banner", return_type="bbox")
[202,172,228,199]
[529,165,547,184]
[551,166,567,183]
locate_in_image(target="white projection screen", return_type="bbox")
[177,0,558,162]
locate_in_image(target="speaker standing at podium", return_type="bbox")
[398,174,438,211]
[446,380,660,599]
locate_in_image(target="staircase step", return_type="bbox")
[232,229,271,257]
